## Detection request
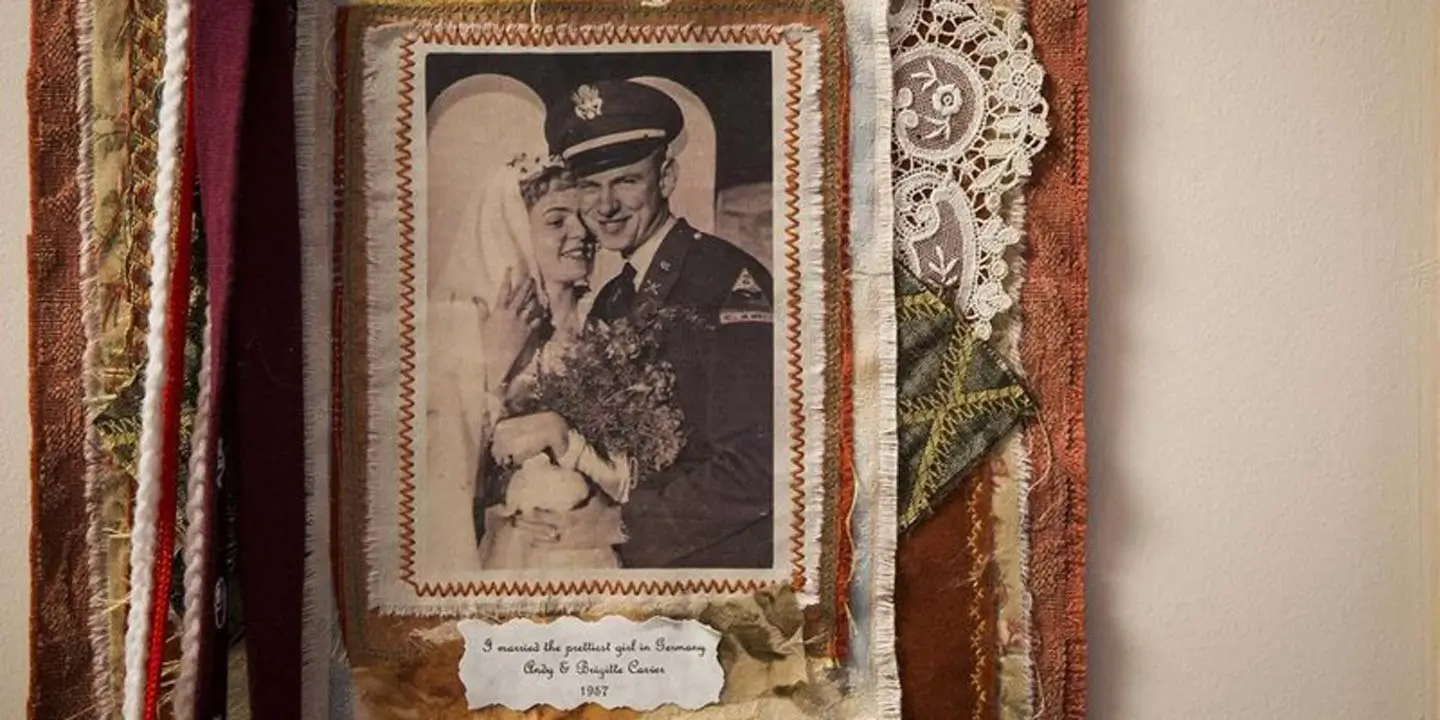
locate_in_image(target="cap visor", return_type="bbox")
[568,138,668,177]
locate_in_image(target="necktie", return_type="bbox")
[593,262,638,322]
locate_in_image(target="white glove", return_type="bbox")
[556,429,635,504]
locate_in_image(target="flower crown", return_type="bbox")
[506,151,565,183]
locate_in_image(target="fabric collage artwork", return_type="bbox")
[26,0,1087,718]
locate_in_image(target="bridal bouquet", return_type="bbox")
[485,310,695,570]
[506,307,700,486]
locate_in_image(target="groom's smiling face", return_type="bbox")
[577,150,677,254]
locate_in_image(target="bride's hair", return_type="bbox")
[519,165,577,210]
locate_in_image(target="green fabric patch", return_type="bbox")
[895,263,1034,530]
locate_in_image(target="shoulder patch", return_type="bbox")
[730,268,763,295]
[720,267,772,325]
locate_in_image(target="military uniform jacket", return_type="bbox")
[599,219,776,569]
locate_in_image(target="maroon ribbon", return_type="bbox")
[191,0,253,714]
[227,0,308,715]
[192,0,307,716]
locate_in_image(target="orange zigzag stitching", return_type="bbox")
[395,37,421,588]
[389,30,814,599]
[410,577,768,599]
[782,43,806,590]
[416,23,789,48]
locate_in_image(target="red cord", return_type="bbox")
[142,70,198,720]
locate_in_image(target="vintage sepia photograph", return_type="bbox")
[417,47,785,578]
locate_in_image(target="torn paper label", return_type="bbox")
[457,616,724,711]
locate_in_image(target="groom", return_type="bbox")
[496,79,776,569]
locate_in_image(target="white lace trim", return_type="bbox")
[888,0,1048,339]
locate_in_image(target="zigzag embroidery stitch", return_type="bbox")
[383,29,817,600]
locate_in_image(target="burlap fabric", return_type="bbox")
[1021,1,1089,717]
[28,0,96,717]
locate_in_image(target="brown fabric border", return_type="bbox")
[28,0,97,716]
[1021,1,1089,718]
[330,1,853,667]
[896,463,997,720]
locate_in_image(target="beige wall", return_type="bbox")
[1,2,34,711]
[1089,1,1435,718]
[0,1,1435,717]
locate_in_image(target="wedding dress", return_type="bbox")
[422,75,550,575]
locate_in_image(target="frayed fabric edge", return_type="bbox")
[844,0,899,717]
[793,26,827,607]
[372,594,744,621]
[992,8,1048,702]
[74,0,116,714]
[296,0,339,717]
[996,430,1035,720]
[360,21,824,617]
[360,21,410,614]
[995,195,1035,720]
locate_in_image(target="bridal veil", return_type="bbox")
[423,75,545,572]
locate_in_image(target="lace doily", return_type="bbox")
[889,0,1049,339]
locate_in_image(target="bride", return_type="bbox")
[426,147,634,572]
[424,76,709,575]
[469,154,637,570]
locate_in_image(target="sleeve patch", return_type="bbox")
[720,309,773,325]
[720,268,773,325]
